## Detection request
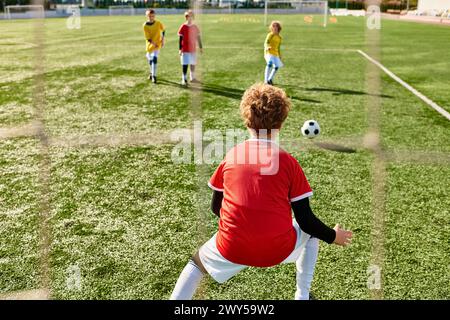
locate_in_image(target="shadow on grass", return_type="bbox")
[302,86,394,99]
[157,79,321,103]
[313,141,357,153]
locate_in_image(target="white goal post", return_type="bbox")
[108,5,136,16]
[330,8,365,16]
[264,0,328,27]
[218,0,233,14]
[4,5,44,19]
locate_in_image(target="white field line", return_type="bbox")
[357,50,450,121]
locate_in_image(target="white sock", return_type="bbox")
[264,65,271,83]
[170,260,204,300]
[190,71,195,81]
[268,67,278,82]
[151,62,157,77]
[295,237,319,300]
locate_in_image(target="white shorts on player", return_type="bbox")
[198,219,318,300]
[264,54,284,68]
[199,219,308,283]
[180,52,197,65]
[146,50,159,61]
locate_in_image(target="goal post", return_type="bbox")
[5,5,45,19]
[218,0,234,14]
[108,5,136,16]
[264,0,328,27]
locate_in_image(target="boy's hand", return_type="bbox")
[179,50,183,56]
[333,224,353,246]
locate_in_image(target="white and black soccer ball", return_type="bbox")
[301,120,321,139]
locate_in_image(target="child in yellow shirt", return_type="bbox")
[264,21,284,85]
[143,9,165,83]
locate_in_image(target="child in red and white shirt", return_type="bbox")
[170,84,353,300]
[178,10,203,85]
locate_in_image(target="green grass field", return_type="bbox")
[0,14,449,300]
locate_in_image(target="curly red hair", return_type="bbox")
[240,83,291,132]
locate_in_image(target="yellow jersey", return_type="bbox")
[264,32,282,57]
[143,20,165,53]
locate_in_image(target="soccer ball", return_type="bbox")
[301,120,321,139]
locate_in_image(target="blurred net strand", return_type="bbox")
[1,125,449,165]
[190,1,209,300]
[365,0,384,300]
[0,288,49,300]
[32,0,51,299]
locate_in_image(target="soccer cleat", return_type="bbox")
[181,78,188,86]
[152,76,157,84]
[268,79,273,85]
[148,74,152,81]
[191,78,200,84]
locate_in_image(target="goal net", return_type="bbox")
[5,5,45,19]
[264,0,328,27]
[108,5,136,16]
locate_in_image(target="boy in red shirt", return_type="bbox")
[178,10,203,85]
[170,84,353,300]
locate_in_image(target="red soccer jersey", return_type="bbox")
[208,139,313,267]
[178,23,200,53]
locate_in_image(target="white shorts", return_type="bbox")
[265,54,284,68]
[198,219,311,283]
[146,51,159,61]
[180,52,197,65]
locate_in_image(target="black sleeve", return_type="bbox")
[179,35,183,50]
[211,190,223,217]
[197,35,203,49]
[292,197,336,244]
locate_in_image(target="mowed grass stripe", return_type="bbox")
[0,138,41,294]
[384,164,450,299]
[48,145,202,299]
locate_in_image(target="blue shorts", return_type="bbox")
[146,51,159,61]
[180,52,197,65]
[265,54,284,68]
